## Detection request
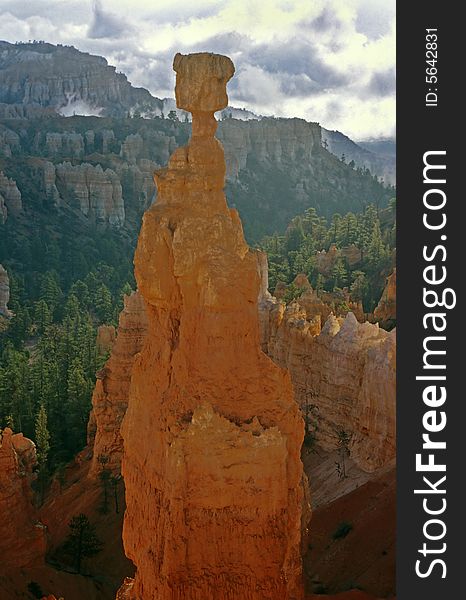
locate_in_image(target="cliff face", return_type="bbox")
[0,124,20,158]
[261,296,395,473]
[0,171,22,220]
[217,117,321,179]
[374,269,396,328]
[0,428,47,570]
[0,41,163,118]
[120,52,308,600]
[87,292,148,478]
[51,162,125,226]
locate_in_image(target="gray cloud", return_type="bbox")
[88,0,133,39]
[0,0,86,21]
[367,68,396,97]
[142,2,227,26]
[248,40,349,89]
[355,0,394,39]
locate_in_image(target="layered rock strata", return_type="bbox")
[120,52,308,600]
[0,428,47,569]
[261,297,396,472]
[87,292,147,478]
[53,162,125,226]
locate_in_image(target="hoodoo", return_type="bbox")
[119,52,308,599]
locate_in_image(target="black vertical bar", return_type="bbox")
[397,2,461,598]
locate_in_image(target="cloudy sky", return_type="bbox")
[0,0,395,140]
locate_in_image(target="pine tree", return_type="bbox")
[34,300,52,334]
[39,271,62,311]
[350,270,367,303]
[331,258,348,290]
[35,404,50,467]
[35,404,50,503]
[66,358,91,452]
[63,514,103,574]
[94,284,113,323]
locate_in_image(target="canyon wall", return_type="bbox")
[261,294,395,472]
[217,117,321,179]
[87,291,148,478]
[52,162,125,227]
[0,428,47,570]
[120,52,308,600]
[0,41,163,117]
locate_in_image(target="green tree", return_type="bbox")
[35,404,50,467]
[331,258,348,290]
[66,358,92,452]
[94,284,113,323]
[350,271,367,302]
[35,404,50,503]
[63,514,103,574]
[34,300,52,334]
[39,271,62,311]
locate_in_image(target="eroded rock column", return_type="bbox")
[120,52,308,600]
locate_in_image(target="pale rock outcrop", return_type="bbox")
[88,292,148,478]
[0,428,47,569]
[217,117,321,180]
[0,125,20,157]
[42,161,61,205]
[0,172,22,217]
[261,299,396,472]
[100,129,116,154]
[0,264,12,318]
[120,133,144,164]
[120,52,308,600]
[54,162,125,226]
[118,159,158,211]
[45,132,84,158]
[315,243,340,276]
[374,268,396,327]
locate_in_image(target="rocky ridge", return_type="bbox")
[260,291,395,472]
[0,428,47,570]
[87,291,148,478]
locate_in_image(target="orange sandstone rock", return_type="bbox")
[120,52,308,600]
[0,428,47,569]
[261,299,396,472]
[374,268,396,328]
[96,324,116,355]
[88,291,148,478]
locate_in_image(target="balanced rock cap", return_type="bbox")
[173,52,235,113]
